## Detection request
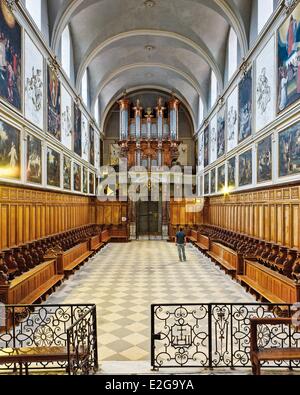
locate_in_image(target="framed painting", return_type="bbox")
[238,68,253,143]
[257,135,272,183]
[95,131,100,169]
[90,125,95,166]
[24,33,44,129]
[81,115,89,162]
[73,162,81,192]
[227,87,238,152]
[63,156,71,190]
[210,168,216,194]
[239,149,253,187]
[0,118,20,179]
[198,131,204,171]
[217,107,226,158]
[228,157,236,189]
[279,122,300,177]
[217,164,226,192]
[89,172,95,195]
[204,126,209,168]
[255,36,275,132]
[0,1,22,110]
[204,173,210,195]
[47,147,60,187]
[278,4,300,112]
[74,104,82,156]
[83,167,88,193]
[61,85,72,150]
[47,66,61,140]
[26,134,42,184]
[210,115,217,164]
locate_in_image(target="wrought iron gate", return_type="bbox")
[151,303,300,370]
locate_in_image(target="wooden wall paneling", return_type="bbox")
[292,204,299,249]
[277,205,283,245]
[9,205,17,247]
[24,205,30,243]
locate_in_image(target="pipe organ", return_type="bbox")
[117,96,181,168]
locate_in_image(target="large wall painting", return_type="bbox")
[0,1,21,110]
[24,33,44,129]
[239,149,253,187]
[210,168,216,194]
[198,131,204,171]
[73,162,81,192]
[255,36,275,132]
[0,119,20,179]
[63,156,71,190]
[204,126,209,168]
[227,87,238,152]
[61,85,72,150]
[257,135,272,183]
[47,147,60,187]
[217,107,226,158]
[90,125,95,166]
[95,132,100,169]
[210,116,217,164]
[47,66,61,140]
[83,167,88,194]
[81,114,89,162]
[74,104,82,157]
[217,164,226,192]
[204,173,210,195]
[238,69,253,143]
[228,157,236,189]
[89,172,95,195]
[279,122,300,177]
[278,4,300,112]
[26,134,41,184]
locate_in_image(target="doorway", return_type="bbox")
[136,200,162,239]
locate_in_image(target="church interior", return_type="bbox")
[0,0,300,376]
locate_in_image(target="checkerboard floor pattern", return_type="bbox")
[46,241,255,361]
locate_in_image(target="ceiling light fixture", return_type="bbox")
[145,45,155,52]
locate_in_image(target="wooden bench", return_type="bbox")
[250,318,300,375]
[0,260,63,305]
[57,241,93,277]
[186,230,198,244]
[90,235,104,252]
[237,260,300,304]
[0,346,82,375]
[101,230,111,243]
[195,234,210,252]
[207,242,238,276]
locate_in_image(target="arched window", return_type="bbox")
[25,0,42,30]
[82,68,89,107]
[227,28,238,80]
[258,0,274,34]
[94,97,99,125]
[199,97,204,127]
[61,25,71,78]
[210,71,218,108]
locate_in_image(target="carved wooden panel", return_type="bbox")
[170,199,203,226]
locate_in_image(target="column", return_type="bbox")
[145,109,153,140]
[133,99,143,140]
[156,97,165,140]
[118,98,130,140]
[169,97,180,140]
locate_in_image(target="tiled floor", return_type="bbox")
[47,241,255,362]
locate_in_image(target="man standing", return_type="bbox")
[176,228,187,262]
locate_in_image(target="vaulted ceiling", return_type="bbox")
[45,0,255,129]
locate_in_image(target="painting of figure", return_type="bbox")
[210,116,217,164]
[218,165,226,192]
[83,167,88,193]
[61,85,72,150]
[47,66,61,140]
[0,1,21,110]
[90,125,95,166]
[110,143,121,166]
[73,162,81,192]
[210,168,216,194]
[257,135,272,183]
[239,69,252,143]
[95,132,100,169]
[278,4,300,112]
[256,37,275,131]
[89,172,95,195]
[204,126,209,168]
[0,119,20,179]
[239,150,253,187]
[198,132,204,170]
[228,157,236,189]
[26,134,41,184]
[74,104,82,157]
[63,156,71,190]
[217,108,225,158]
[81,115,89,162]
[227,87,238,152]
[47,147,60,187]
[279,122,300,177]
[204,173,210,195]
